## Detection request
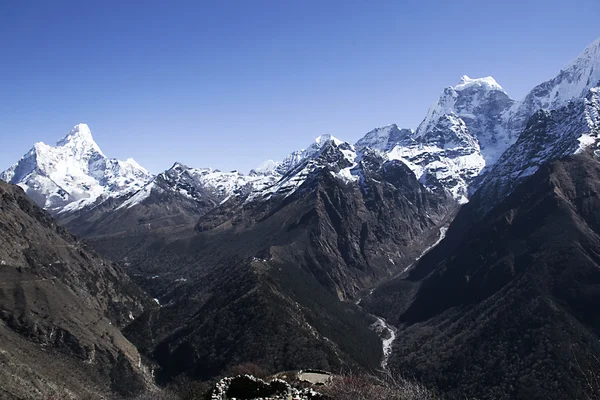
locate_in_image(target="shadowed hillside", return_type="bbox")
[365,152,600,399]
[0,180,155,399]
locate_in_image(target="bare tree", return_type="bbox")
[321,370,436,400]
[572,346,600,400]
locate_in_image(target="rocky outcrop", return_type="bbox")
[211,375,325,400]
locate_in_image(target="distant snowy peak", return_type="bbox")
[280,134,357,177]
[56,123,104,157]
[10,123,107,183]
[314,133,343,146]
[416,75,513,140]
[362,75,515,203]
[454,75,505,92]
[274,134,350,176]
[1,123,152,213]
[355,124,415,152]
[250,160,280,176]
[517,38,600,114]
[305,134,345,158]
[247,135,359,203]
[162,163,272,198]
[119,161,280,210]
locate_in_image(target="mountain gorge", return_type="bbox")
[89,135,454,383]
[2,37,600,399]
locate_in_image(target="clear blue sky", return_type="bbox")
[1,0,599,174]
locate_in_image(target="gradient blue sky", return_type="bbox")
[1,0,599,174]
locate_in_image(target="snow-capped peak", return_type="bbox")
[125,157,147,172]
[315,134,343,146]
[56,123,104,157]
[1,123,152,213]
[455,75,505,92]
[514,37,600,114]
[119,159,282,210]
[416,75,512,139]
[563,37,600,75]
[251,159,280,175]
[273,134,350,176]
[168,161,188,171]
[303,134,355,164]
[367,73,516,203]
[246,134,359,203]
[355,124,415,152]
[57,123,93,144]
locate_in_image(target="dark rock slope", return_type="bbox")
[0,180,154,399]
[365,152,600,400]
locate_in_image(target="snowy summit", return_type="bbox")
[0,123,152,213]
[454,75,505,92]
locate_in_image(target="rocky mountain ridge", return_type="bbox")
[4,39,600,226]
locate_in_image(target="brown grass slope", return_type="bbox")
[0,180,154,399]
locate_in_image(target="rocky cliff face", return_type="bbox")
[0,180,154,398]
[354,76,517,203]
[364,152,600,400]
[474,87,600,217]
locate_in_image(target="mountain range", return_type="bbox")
[5,39,600,222]
[1,38,600,399]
